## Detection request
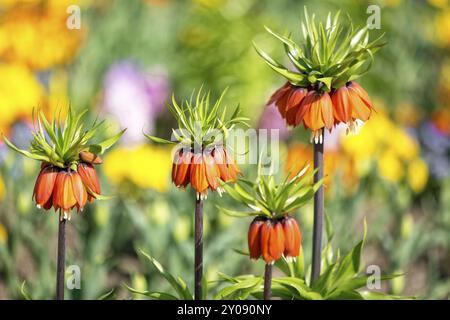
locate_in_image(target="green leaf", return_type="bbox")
[124,284,179,300]
[273,277,323,300]
[19,281,32,300]
[138,250,193,300]
[274,257,292,277]
[97,289,115,300]
[144,133,176,145]
[216,205,260,218]
[253,42,306,84]
[360,291,413,300]
[91,129,126,154]
[214,277,262,300]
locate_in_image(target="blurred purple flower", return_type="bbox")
[102,61,169,144]
[257,105,290,140]
[419,121,450,179]
[10,121,34,149]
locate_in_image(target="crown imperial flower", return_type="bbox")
[146,89,248,199]
[3,109,124,220]
[255,7,384,142]
[248,216,301,264]
[221,163,320,264]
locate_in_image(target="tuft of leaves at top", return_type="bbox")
[2,108,125,169]
[254,7,386,92]
[219,161,322,219]
[145,88,249,149]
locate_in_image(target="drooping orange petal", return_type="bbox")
[43,196,53,210]
[62,173,77,211]
[78,163,101,195]
[52,172,65,210]
[331,86,352,123]
[303,97,324,131]
[295,91,315,127]
[348,82,373,107]
[204,153,220,190]
[286,88,308,126]
[319,92,334,130]
[267,82,290,105]
[171,150,181,184]
[34,166,58,208]
[248,218,264,260]
[190,153,209,193]
[260,220,274,264]
[348,90,371,121]
[172,149,191,187]
[348,82,373,121]
[71,172,88,212]
[223,148,240,181]
[268,222,285,261]
[53,171,77,212]
[283,217,301,258]
[213,147,230,181]
[268,82,293,117]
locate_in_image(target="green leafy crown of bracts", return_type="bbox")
[145,88,249,149]
[2,108,125,169]
[254,7,385,92]
[219,163,322,219]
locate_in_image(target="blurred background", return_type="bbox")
[0,0,449,299]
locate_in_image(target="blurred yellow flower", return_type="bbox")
[0,63,44,133]
[378,150,404,183]
[0,3,84,70]
[0,174,5,201]
[0,223,7,244]
[104,144,172,192]
[47,70,70,116]
[407,158,429,193]
[428,0,450,8]
[390,128,419,161]
[435,9,450,47]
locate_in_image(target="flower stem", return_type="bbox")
[194,197,204,300]
[56,218,66,300]
[311,138,324,284]
[263,263,272,300]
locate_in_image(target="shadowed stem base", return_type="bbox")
[311,139,324,284]
[56,218,66,300]
[263,263,272,300]
[194,197,204,300]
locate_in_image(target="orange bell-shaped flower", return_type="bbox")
[248,217,264,260]
[78,163,101,196]
[33,165,58,209]
[282,216,302,261]
[331,81,374,128]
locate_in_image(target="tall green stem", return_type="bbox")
[263,263,272,300]
[194,197,204,300]
[56,218,66,300]
[311,139,324,283]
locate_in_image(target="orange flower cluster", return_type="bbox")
[248,216,301,264]
[172,146,240,199]
[269,81,374,141]
[33,152,102,219]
